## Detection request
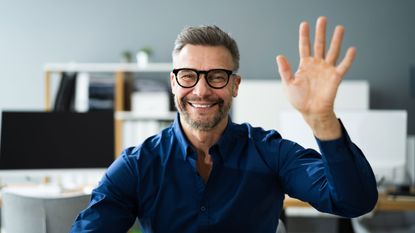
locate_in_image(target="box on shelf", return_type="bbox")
[131,92,169,115]
[131,79,170,115]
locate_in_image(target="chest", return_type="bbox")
[137,158,284,232]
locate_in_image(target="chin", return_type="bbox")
[175,96,231,130]
[183,113,224,131]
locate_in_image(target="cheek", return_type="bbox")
[173,87,191,99]
[218,90,234,102]
[171,80,181,96]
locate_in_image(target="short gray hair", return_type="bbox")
[172,25,240,71]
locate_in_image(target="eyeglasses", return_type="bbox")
[172,68,234,89]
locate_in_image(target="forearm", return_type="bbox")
[280,123,378,217]
[314,123,378,217]
[70,153,138,232]
[302,111,341,140]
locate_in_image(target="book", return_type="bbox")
[88,75,114,111]
[53,72,77,112]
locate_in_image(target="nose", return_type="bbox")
[192,74,213,97]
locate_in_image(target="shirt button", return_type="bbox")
[200,206,206,212]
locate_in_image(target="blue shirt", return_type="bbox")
[71,114,378,233]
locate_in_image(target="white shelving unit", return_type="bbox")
[43,62,174,156]
[115,111,176,122]
[44,62,172,73]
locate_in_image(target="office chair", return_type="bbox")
[1,191,90,233]
[277,219,287,233]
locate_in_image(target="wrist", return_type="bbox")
[302,112,341,140]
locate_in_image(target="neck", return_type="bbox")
[181,116,228,153]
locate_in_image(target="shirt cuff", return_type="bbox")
[315,119,355,162]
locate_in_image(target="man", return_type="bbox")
[71,17,378,233]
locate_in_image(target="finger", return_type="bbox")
[299,21,311,58]
[276,55,293,84]
[313,16,327,59]
[325,25,345,65]
[336,47,356,76]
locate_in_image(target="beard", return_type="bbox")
[174,95,231,131]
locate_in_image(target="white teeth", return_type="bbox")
[191,103,212,108]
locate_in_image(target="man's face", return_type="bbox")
[171,45,240,131]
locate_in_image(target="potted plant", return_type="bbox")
[136,46,153,67]
[121,51,133,63]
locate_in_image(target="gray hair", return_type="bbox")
[172,25,240,71]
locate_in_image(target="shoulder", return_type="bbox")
[229,121,296,157]
[122,126,173,159]
[231,121,303,162]
[232,121,284,144]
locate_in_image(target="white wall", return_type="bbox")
[1,0,415,133]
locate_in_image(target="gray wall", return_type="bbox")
[1,0,414,133]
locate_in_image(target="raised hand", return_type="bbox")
[276,16,356,140]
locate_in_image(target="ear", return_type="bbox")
[170,72,177,95]
[232,75,241,97]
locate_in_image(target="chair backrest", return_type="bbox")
[276,219,287,233]
[1,191,90,233]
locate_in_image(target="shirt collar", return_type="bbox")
[172,112,239,161]
[172,113,192,160]
[214,117,239,160]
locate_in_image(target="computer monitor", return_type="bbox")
[0,111,114,174]
[279,110,408,185]
[232,80,369,131]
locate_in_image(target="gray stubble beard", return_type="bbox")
[174,96,231,131]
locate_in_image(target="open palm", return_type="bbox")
[277,17,356,117]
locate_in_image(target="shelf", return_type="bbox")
[44,63,172,73]
[115,111,176,122]
[44,62,173,157]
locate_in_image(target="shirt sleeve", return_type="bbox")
[278,119,378,218]
[70,148,139,233]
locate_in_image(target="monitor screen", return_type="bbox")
[278,110,408,185]
[0,111,114,170]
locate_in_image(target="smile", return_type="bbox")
[189,102,217,108]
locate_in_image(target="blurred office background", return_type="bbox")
[1,0,415,232]
[0,0,414,131]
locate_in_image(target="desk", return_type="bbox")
[283,193,415,233]
[283,193,415,211]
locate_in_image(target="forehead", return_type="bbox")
[173,45,234,70]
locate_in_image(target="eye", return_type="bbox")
[178,70,197,80]
[208,71,228,83]
[177,70,198,87]
[180,74,196,80]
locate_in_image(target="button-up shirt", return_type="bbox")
[71,114,378,233]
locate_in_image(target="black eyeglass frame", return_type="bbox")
[172,68,235,89]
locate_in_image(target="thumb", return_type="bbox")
[276,55,292,84]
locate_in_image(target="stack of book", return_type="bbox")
[55,72,115,112]
[88,75,114,111]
